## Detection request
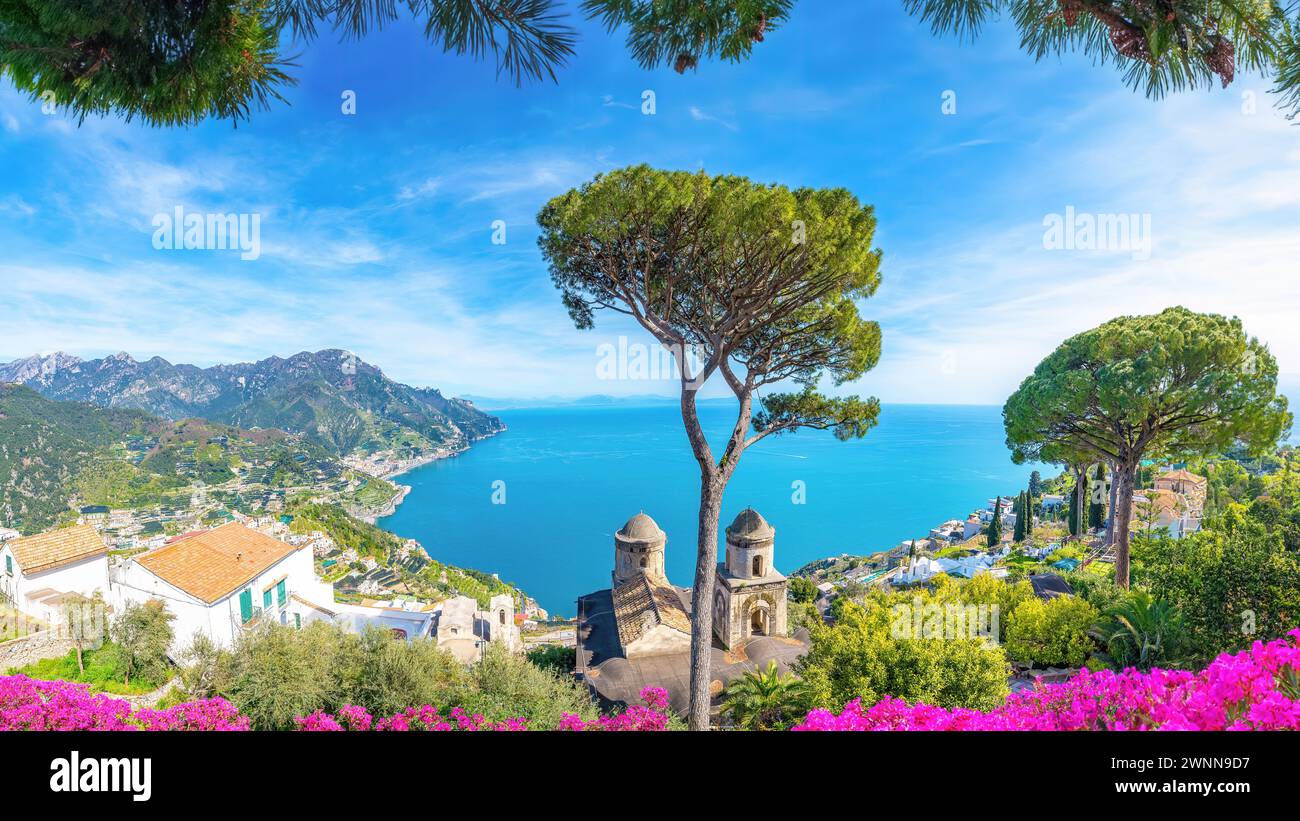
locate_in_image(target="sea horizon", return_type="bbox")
[379,402,1045,615]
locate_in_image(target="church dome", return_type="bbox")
[727,508,774,540]
[618,512,664,542]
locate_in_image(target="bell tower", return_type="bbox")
[613,512,667,586]
[714,507,788,649]
[726,507,776,579]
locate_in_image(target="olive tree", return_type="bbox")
[1005,307,1291,588]
[538,165,883,729]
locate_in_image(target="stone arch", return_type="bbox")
[746,598,772,637]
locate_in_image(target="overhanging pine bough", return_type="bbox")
[904,0,1300,119]
[537,165,883,730]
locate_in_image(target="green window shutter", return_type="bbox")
[294,613,301,629]
[263,589,272,608]
[277,579,287,606]
[4,555,10,575]
[239,589,253,623]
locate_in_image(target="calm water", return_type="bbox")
[379,402,1041,615]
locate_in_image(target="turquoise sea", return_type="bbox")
[378,402,1042,615]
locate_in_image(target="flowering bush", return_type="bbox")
[558,687,672,731]
[133,699,251,731]
[1,673,674,731]
[295,705,530,731]
[794,629,1300,731]
[0,675,247,731]
[295,687,674,731]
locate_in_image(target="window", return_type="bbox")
[276,579,287,607]
[4,555,10,576]
[239,589,253,623]
[294,613,301,629]
[263,589,272,608]
[753,555,764,576]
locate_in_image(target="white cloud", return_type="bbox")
[689,105,738,132]
[0,195,35,216]
[397,178,440,201]
[846,91,1300,405]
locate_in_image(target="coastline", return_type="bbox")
[365,425,508,523]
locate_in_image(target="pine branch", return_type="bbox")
[582,0,793,72]
[270,0,576,83]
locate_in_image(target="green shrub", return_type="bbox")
[109,599,175,687]
[1004,596,1098,668]
[525,644,576,676]
[185,622,597,730]
[788,577,818,604]
[799,582,1010,712]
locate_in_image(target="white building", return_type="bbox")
[929,520,965,542]
[896,555,947,585]
[110,522,331,656]
[320,597,439,642]
[937,554,996,579]
[0,524,110,623]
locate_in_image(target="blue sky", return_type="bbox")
[1,4,1298,405]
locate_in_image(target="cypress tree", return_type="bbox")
[1024,489,1034,536]
[1089,463,1107,530]
[1013,491,1027,542]
[987,497,1003,547]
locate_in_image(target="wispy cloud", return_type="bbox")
[689,105,738,132]
[0,8,1296,405]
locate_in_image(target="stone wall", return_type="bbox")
[0,629,75,671]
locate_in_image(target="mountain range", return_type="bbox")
[0,349,503,457]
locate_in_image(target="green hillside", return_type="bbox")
[288,501,517,607]
[0,385,350,533]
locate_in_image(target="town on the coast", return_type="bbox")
[2,333,1294,734]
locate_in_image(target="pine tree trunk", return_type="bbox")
[1113,461,1137,589]
[687,474,723,731]
[76,644,84,675]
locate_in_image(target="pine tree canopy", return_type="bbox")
[0,0,794,126]
[903,0,1300,119]
[582,0,793,73]
[0,0,294,127]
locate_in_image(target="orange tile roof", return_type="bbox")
[612,573,691,648]
[1132,488,1184,514]
[135,523,300,604]
[7,524,108,575]
[1158,469,1207,485]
